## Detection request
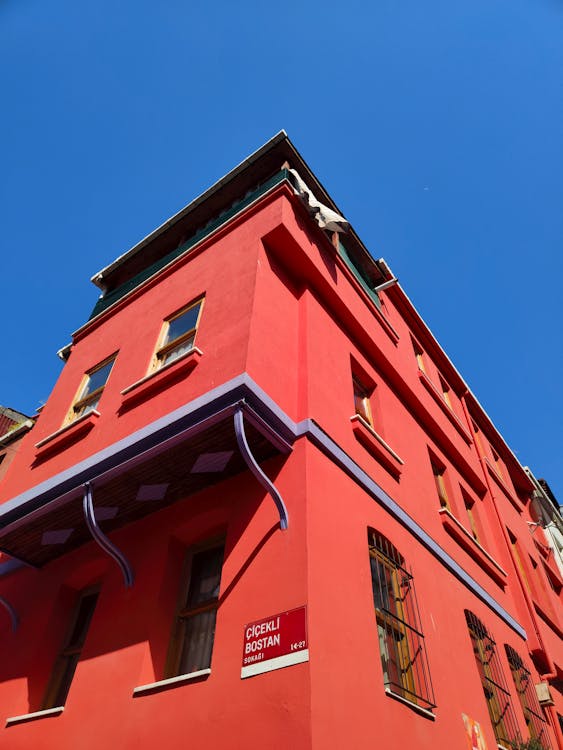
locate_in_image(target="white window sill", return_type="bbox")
[438,508,507,586]
[34,410,100,456]
[417,370,472,445]
[384,689,435,719]
[6,706,64,726]
[120,347,202,410]
[133,668,211,696]
[350,415,404,479]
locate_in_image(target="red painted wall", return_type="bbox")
[0,182,560,749]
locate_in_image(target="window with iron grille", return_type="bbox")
[505,644,551,748]
[368,529,436,710]
[166,542,224,677]
[464,610,521,748]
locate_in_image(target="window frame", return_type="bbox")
[353,375,374,427]
[461,488,486,546]
[438,374,452,409]
[504,644,551,747]
[368,529,436,711]
[411,337,427,373]
[464,610,521,749]
[153,298,204,371]
[165,539,224,680]
[42,587,99,710]
[430,457,451,511]
[66,355,116,424]
[490,445,505,479]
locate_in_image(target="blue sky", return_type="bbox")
[1,0,561,497]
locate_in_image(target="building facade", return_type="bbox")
[0,407,34,486]
[0,133,561,749]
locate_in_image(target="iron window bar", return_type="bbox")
[465,610,521,748]
[369,530,436,711]
[505,644,551,748]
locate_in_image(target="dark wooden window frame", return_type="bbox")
[165,538,225,679]
[43,588,100,709]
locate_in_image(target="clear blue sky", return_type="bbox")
[1,0,561,498]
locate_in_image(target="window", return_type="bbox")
[431,461,450,510]
[353,376,373,427]
[439,375,452,409]
[464,610,520,749]
[543,564,562,597]
[368,529,435,710]
[412,339,426,373]
[490,446,504,479]
[155,298,203,369]
[68,357,116,422]
[462,490,484,545]
[509,531,532,595]
[472,420,485,455]
[166,542,224,677]
[43,590,99,709]
[505,645,551,747]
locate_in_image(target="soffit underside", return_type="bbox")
[0,417,280,568]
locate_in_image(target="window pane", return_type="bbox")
[44,592,98,709]
[353,377,372,424]
[370,555,397,614]
[51,654,80,708]
[82,360,114,398]
[178,609,217,674]
[186,547,224,607]
[432,465,449,509]
[164,303,201,346]
[74,396,101,418]
[161,334,196,366]
[67,593,99,648]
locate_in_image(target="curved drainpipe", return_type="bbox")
[0,596,18,632]
[234,407,288,530]
[83,483,134,587]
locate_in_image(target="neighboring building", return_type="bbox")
[0,132,560,750]
[525,469,563,580]
[0,407,34,485]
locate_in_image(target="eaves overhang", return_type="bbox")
[0,376,526,638]
[86,132,387,325]
[91,132,343,292]
[0,374,296,568]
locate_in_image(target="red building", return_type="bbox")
[0,132,561,749]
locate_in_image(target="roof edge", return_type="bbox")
[91,131,292,289]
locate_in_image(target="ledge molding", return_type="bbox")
[6,706,64,726]
[120,347,202,410]
[439,508,507,587]
[133,668,211,696]
[418,370,473,445]
[384,689,436,719]
[485,458,523,512]
[34,412,99,458]
[350,415,403,479]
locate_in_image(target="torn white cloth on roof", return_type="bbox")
[288,168,349,233]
